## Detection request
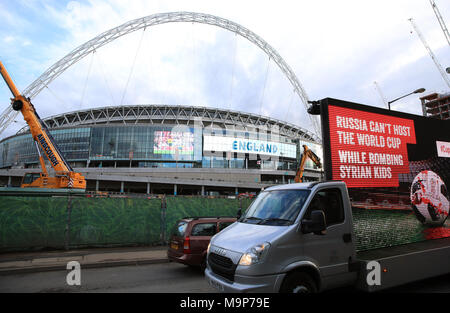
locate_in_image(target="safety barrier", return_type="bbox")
[2,194,442,253]
[0,194,252,252]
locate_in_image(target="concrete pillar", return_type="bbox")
[95,180,99,191]
[7,176,11,186]
[120,181,124,193]
[201,185,205,196]
[147,182,151,194]
[421,102,427,117]
[235,187,238,195]
[174,184,177,196]
[282,175,285,184]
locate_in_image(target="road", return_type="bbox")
[0,262,215,293]
[0,262,449,293]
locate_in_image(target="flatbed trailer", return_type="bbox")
[355,237,450,291]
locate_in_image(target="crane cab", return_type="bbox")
[21,173,43,187]
[20,172,86,190]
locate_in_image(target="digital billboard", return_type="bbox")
[327,105,416,188]
[153,131,194,155]
[319,98,449,242]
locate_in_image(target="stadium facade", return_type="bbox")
[0,105,323,195]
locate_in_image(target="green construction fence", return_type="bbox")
[0,195,447,252]
[0,195,252,252]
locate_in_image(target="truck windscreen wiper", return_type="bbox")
[242,216,263,223]
[258,218,293,225]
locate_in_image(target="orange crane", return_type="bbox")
[0,61,86,190]
[294,145,322,183]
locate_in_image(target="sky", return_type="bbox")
[0,0,449,140]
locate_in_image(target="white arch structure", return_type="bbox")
[1,11,321,140]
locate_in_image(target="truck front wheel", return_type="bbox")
[280,272,317,293]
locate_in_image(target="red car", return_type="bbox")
[167,216,237,270]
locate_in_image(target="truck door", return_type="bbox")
[301,187,356,288]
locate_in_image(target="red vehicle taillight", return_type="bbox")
[183,236,191,254]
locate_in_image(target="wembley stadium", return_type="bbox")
[0,104,323,195]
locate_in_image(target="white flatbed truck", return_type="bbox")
[205,181,450,292]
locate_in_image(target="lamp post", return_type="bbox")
[387,88,426,110]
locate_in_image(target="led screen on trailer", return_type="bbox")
[318,98,450,245]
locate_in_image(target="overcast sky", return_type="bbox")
[0,0,449,140]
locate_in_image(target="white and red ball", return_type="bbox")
[410,170,449,226]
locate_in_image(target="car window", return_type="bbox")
[218,221,234,232]
[304,188,344,226]
[191,223,217,236]
[171,221,188,237]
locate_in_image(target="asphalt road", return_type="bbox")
[0,262,215,293]
[0,262,449,293]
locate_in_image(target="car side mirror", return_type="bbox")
[301,210,326,235]
[236,208,242,220]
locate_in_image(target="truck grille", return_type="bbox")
[208,252,236,282]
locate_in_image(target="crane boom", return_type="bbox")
[408,18,450,89]
[429,0,450,46]
[0,60,86,189]
[374,81,388,109]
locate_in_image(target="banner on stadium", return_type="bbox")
[203,135,297,158]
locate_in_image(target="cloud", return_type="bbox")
[4,36,15,43]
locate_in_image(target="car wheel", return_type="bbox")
[280,272,317,293]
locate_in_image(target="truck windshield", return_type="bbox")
[240,189,310,225]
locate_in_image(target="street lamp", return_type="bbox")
[387,88,426,110]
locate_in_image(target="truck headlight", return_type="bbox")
[239,242,271,266]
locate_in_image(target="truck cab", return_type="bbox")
[205,181,357,292]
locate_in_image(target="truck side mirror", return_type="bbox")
[301,210,326,235]
[236,208,242,220]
